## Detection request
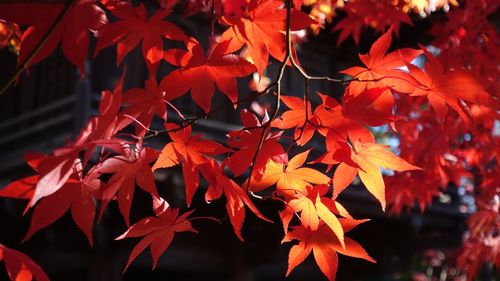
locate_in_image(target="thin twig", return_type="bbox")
[294,77,310,143]
[144,80,278,138]
[245,0,293,193]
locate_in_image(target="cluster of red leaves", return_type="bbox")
[0,0,499,281]
[332,0,412,46]
[456,171,499,279]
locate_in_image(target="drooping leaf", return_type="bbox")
[23,177,99,245]
[200,160,270,241]
[116,205,197,272]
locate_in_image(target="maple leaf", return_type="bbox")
[0,244,49,281]
[272,95,318,146]
[324,141,421,210]
[313,89,394,144]
[281,185,345,248]
[23,175,100,245]
[249,150,330,195]
[24,77,133,208]
[227,109,286,180]
[283,219,375,281]
[116,203,197,272]
[341,28,422,95]
[94,2,188,74]
[121,76,167,136]
[97,145,159,226]
[406,48,500,125]
[29,148,80,207]
[219,0,315,75]
[0,0,107,75]
[73,68,133,165]
[160,38,256,112]
[152,124,231,206]
[200,160,271,241]
[3,152,101,245]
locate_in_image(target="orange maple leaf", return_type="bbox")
[283,219,375,281]
[272,95,318,146]
[249,150,330,195]
[320,141,420,210]
[281,185,345,248]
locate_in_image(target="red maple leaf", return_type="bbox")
[94,2,188,74]
[313,89,394,147]
[0,0,107,75]
[0,153,100,245]
[116,200,197,272]
[219,0,315,75]
[23,174,100,245]
[152,124,230,206]
[121,76,168,136]
[407,48,500,125]
[161,38,256,112]
[97,144,159,226]
[341,28,422,95]
[200,160,270,241]
[0,244,49,281]
[227,109,286,179]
